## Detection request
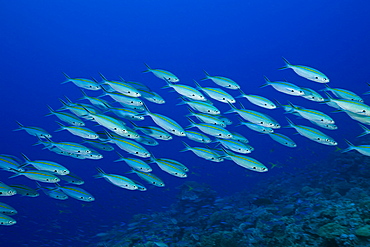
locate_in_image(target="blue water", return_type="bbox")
[1,1,370,246]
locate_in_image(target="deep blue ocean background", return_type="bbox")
[1,1,370,246]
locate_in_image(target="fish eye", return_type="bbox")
[252,167,256,169]
[315,77,319,79]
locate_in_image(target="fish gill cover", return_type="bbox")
[1,0,370,246]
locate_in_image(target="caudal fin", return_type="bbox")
[278,57,292,70]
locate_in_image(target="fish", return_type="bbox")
[83,108,132,137]
[0,155,25,172]
[300,87,325,102]
[186,118,233,139]
[180,142,224,162]
[143,63,179,82]
[9,184,39,197]
[229,131,249,143]
[130,121,172,140]
[321,84,363,102]
[105,131,151,158]
[184,130,212,143]
[114,152,152,172]
[285,118,337,146]
[107,107,145,121]
[9,170,60,183]
[262,76,305,96]
[62,73,101,90]
[78,89,112,109]
[46,105,85,126]
[94,167,138,190]
[36,183,68,200]
[55,184,95,202]
[142,104,186,137]
[136,88,165,104]
[13,121,52,138]
[201,70,240,89]
[0,181,17,196]
[129,170,165,187]
[99,74,141,97]
[278,57,329,83]
[55,121,99,139]
[325,93,370,116]
[186,108,226,127]
[194,80,235,103]
[82,139,115,152]
[0,202,17,215]
[36,138,94,155]
[0,213,17,225]
[149,155,188,178]
[58,172,84,185]
[225,103,280,129]
[177,97,221,115]
[163,79,206,101]
[99,86,143,106]
[20,153,70,176]
[136,135,159,146]
[342,139,370,156]
[267,133,297,148]
[285,103,335,124]
[222,148,268,172]
[236,89,276,109]
[238,121,274,134]
[215,138,254,154]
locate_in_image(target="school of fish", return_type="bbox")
[1,58,369,225]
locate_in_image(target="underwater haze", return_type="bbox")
[1,0,370,246]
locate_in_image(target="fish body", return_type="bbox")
[322,85,363,102]
[58,172,84,185]
[131,122,172,140]
[14,121,52,138]
[0,202,17,215]
[186,118,233,139]
[237,90,276,109]
[286,103,335,124]
[184,130,212,143]
[143,105,186,137]
[267,133,297,147]
[150,156,188,178]
[100,74,141,97]
[342,140,370,156]
[62,73,101,90]
[36,183,68,200]
[262,76,304,96]
[163,80,205,101]
[143,63,179,82]
[21,153,69,175]
[216,139,254,154]
[225,103,280,129]
[326,95,370,116]
[286,118,337,146]
[194,80,235,103]
[186,108,226,127]
[0,181,17,196]
[46,105,85,126]
[0,213,16,225]
[300,87,325,102]
[0,155,25,172]
[223,149,268,172]
[95,168,138,190]
[279,57,329,83]
[180,142,224,162]
[115,153,152,172]
[9,184,39,197]
[55,122,99,139]
[10,170,60,183]
[56,185,95,202]
[239,121,274,133]
[201,70,240,89]
[178,98,220,115]
[130,170,165,187]
[106,132,150,158]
